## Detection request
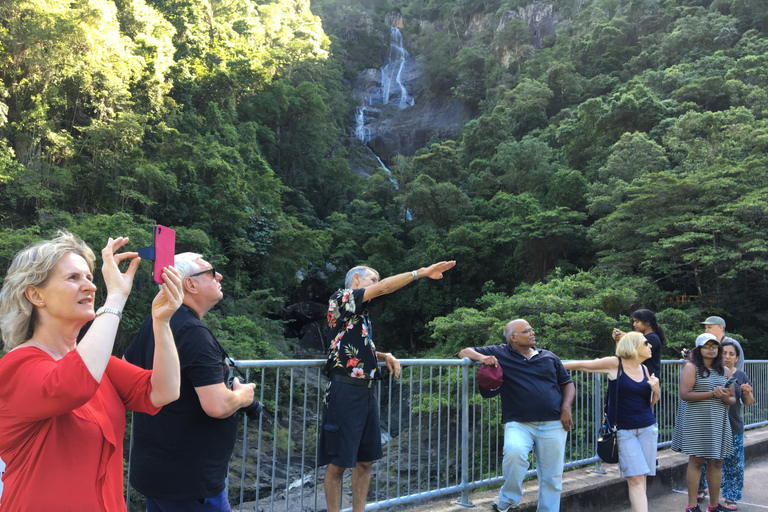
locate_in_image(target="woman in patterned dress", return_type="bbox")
[677,333,736,512]
[719,340,754,511]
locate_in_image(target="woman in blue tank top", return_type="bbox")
[564,332,660,512]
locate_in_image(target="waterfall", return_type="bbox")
[354,107,372,143]
[354,26,415,147]
[352,25,414,189]
[380,27,415,109]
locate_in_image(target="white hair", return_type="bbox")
[174,252,205,280]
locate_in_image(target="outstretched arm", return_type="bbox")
[563,356,619,377]
[362,261,456,302]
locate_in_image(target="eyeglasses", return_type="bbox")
[190,267,216,279]
[701,343,719,349]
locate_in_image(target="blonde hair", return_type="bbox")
[0,231,95,350]
[615,331,646,359]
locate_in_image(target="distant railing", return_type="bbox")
[125,359,768,512]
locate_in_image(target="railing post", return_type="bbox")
[590,372,606,474]
[455,359,475,507]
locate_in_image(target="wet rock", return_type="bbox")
[367,102,469,164]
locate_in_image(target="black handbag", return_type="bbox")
[596,357,621,463]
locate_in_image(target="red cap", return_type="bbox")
[477,364,503,398]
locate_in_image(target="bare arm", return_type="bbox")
[680,363,735,404]
[645,367,660,408]
[195,378,256,419]
[362,261,456,302]
[741,383,755,406]
[458,347,498,367]
[562,356,619,377]
[559,382,575,431]
[376,351,401,378]
[148,267,184,407]
[77,237,141,382]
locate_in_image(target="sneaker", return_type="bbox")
[685,506,702,512]
[707,505,727,512]
[697,488,708,502]
[492,498,518,512]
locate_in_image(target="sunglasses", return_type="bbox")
[190,267,216,278]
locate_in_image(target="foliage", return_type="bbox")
[2,0,768,362]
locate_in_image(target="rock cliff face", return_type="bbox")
[497,2,561,49]
[367,101,468,164]
[349,2,576,169]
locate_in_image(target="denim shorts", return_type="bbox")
[317,381,383,468]
[617,423,659,477]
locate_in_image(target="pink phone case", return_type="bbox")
[152,225,175,284]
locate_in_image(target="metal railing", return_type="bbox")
[126,359,768,512]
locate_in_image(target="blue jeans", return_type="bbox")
[499,420,568,512]
[146,488,231,512]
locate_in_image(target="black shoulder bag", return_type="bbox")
[596,357,621,464]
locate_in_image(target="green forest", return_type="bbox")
[1,0,767,361]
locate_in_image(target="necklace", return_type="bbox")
[30,341,66,360]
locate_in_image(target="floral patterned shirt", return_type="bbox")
[323,288,380,380]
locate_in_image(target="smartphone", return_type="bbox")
[724,376,738,388]
[137,225,176,284]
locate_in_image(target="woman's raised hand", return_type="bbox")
[151,267,184,323]
[101,237,141,301]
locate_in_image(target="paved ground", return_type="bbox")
[614,458,768,512]
[402,428,768,512]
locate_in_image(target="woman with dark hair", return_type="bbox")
[613,309,665,378]
[674,333,736,512]
[718,340,754,510]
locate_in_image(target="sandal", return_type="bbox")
[723,500,738,511]
[697,488,708,502]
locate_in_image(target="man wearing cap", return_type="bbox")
[319,260,456,512]
[459,319,575,512]
[701,316,745,373]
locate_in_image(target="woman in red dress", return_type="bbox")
[0,232,183,511]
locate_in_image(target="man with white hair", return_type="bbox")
[319,260,456,512]
[124,253,257,511]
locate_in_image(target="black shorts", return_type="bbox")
[317,381,383,468]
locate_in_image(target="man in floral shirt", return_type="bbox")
[319,260,456,512]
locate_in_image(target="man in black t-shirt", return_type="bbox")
[124,253,256,512]
[319,260,456,512]
[459,319,575,512]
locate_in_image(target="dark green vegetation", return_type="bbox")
[1,0,767,360]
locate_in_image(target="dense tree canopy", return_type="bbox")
[1,0,767,360]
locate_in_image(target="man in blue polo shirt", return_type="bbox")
[459,318,575,512]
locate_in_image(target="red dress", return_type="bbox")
[0,348,161,511]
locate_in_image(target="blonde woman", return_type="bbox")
[564,332,660,512]
[0,232,183,511]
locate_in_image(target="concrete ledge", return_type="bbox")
[401,427,768,512]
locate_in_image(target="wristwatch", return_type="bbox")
[95,306,122,319]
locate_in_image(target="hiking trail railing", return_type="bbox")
[125,359,768,512]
